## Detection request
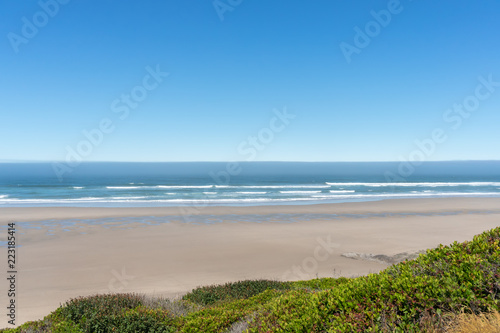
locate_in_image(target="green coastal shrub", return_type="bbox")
[113,307,175,333]
[59,293,145,332]
[182,279,291,306]
[59,293,143,324]
[178,289,284,332]
[3,308,83,333]
[290,277,350,291]
[51,297,176,333]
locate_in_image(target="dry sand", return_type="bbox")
[1,197,499,326]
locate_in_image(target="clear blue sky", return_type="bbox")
[1,0,499,162]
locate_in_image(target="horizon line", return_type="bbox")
[1,160,500,164]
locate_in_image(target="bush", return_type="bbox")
[3,309,83,333]
[182,279,291,306]
[290,277,350,291]
[178,289,284,332]
[55,295,176,332]
[59,293,143,332]
[113,307,175,333]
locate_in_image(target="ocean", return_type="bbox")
[0,161,499,207]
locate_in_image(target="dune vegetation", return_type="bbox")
[3,227,500,332]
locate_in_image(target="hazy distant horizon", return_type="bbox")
[2,161,500,179]
[2,159,500,163]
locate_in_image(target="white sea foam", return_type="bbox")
[280,191,322,194]
[312,192,500,199]
[217,185,330,189]
[106,184,338,190]
[67,197,106,201]
[325,182,500,187]
[107,185,214,190]
[0,197,316,204]
[235,192,267,194]
[329,190,355,193]
[0,195,8,199]
[157,185,214,189]
[106,186,142,189]
[203,192,217,195]
[1,191,499,206]
[73,187,84,189]
[160,198,318,203]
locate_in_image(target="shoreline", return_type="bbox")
[1,197,499,326]
[1,197,500,223]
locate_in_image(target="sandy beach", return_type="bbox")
[1,197,500,326]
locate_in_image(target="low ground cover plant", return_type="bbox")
[4,227,499,332]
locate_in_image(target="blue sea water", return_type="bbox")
[0,161,499,207]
